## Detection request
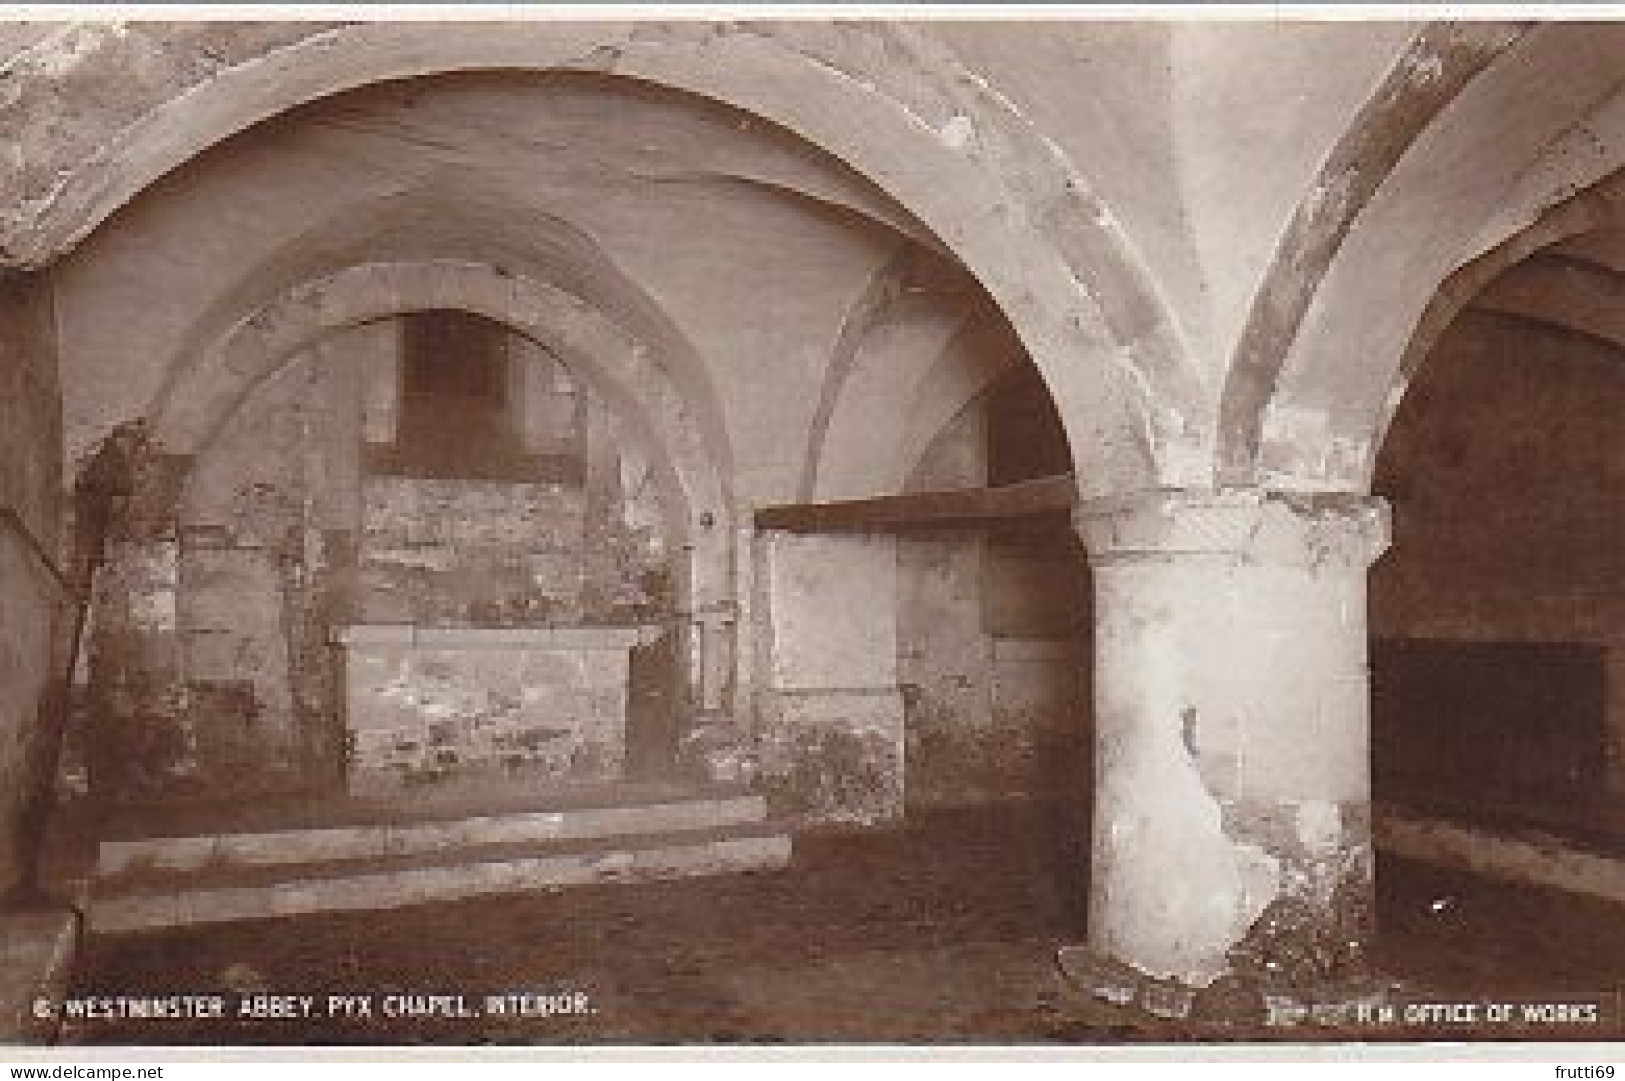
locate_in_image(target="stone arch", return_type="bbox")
[1217,20,1625,492]
[803,298,1044,500]
[895,319,1027,491]
[122,174,737,508]
[797,244,914,502]
[6,20,1202,497]
[805,296,976,502]
[1466,247,1625,351]
[1368,181,1625,483]
[151,260,732,619]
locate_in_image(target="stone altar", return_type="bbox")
[332,624,655,796]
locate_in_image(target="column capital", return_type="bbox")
[1074,488,1390,570]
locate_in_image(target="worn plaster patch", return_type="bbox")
[1398,47,1446,88]
[1093,698,1281,987]
[937,112,975,151]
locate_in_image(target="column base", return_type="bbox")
[1055,944,1199,1021]
[1055,943,1408,1031]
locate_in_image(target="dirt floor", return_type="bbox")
[62,804,1625,1046]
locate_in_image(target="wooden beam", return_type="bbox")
[754,474,1076,534]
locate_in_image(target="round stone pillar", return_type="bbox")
[1072,488,1390,1000]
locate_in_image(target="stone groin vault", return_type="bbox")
[0,18,1620,1034]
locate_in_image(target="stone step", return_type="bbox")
[99,785,768,879]
[89,822,792,933]
[1374,803,1625,904]
[99,777,758,838]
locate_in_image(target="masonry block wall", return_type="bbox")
[755,530,906,827]
[897,394,1091,811]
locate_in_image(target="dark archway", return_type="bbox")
[1369,217,1625,908]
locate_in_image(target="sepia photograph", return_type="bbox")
[0,4,1620,1065]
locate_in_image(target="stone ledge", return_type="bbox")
[99,792,769,878]
[332,624,657,649]
[1375,804,1625,904]
[90,831,792,933]
[0,906,81,1045]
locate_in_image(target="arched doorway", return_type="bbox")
[1369,200,1625,916]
